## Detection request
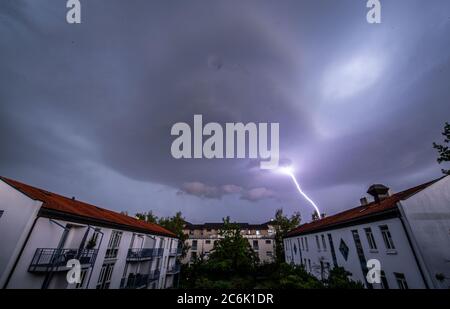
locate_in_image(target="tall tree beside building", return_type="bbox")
[208,217,259,273]
[433,122,450,175]
[135,211,189,258]
[272,209,301,264]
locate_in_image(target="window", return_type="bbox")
[364,228,377,250]
[267,251,273,257]
[105,231,122,259]
[380,271,389,289]
[256,230,260,235]
[76,269,88,289]
[96,263,115,289]
[265,239,271,244]
[253,240,259,250]
[191,251,197,261]
[191,240,198,250]
[308,259,311,272]
[0,210,4,218]
[380,225,395,250]
[315,235,321,251]
[304,237,309,251]
[394,273,408,289]
[321,235,327,251]
[339,239,349,261]
[301,238,305,250]
[205,240,211,244]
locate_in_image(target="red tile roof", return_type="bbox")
[0,176,176,238]
[286,178,443,237]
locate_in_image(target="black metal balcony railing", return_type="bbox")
[120,270,161,289]
[29,248,98,272]
[127,248,164,262]
[169,247,183,256]
[166,264,181,274]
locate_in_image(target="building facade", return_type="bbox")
[284,176,450,289]
[0,176,181,289]
[183,222,276,264]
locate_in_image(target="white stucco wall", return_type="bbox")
[0,179,42,288]
[400,176,450,289]
[285,217,426,289]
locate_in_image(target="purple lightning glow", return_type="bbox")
[279,166,321,217]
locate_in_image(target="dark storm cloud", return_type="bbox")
[1,0,450,222]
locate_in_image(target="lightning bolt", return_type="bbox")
[280,167,321,217]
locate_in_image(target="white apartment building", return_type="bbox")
[183,222,276,264]
[284,176,450,289]
[0,176,181,289]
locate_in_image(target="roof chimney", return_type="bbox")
[360,197,368,206]
[367,184,390,203]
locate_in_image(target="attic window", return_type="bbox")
[0,210,4,218]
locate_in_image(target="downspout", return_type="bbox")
[3,215,40,289]
[42,219,70,289]
[86,229,103,289]
[397,201,433,289]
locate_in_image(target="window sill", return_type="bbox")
[386,249,397,255]
[369,249,379,254]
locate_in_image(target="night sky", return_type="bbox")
[1,0,449,223]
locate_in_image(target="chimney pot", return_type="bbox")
[367,184,390,203]
[360,197,368,206]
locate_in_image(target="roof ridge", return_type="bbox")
[0,176,176,238]
[286,176,444,237]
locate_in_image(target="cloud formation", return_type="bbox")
[1,0,449,222]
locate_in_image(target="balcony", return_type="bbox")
[120,270,160,289]
[29,248,98,272]
[168,247,182,256]
[127,248,164,262]
[166,264,181,275]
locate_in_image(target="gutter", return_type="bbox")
[3,215,39,289]
[397,201,434,289]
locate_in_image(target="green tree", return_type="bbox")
[135,211,158,223]
[135,211,189,258]
[208,217,259,273]
[326,267,364,289]
[433,122,450,175]
[271,209,301,264]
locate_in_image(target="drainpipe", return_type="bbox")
[3,215,40,289]
[397,201,433,289]
[41,219,70,289]
[86,229,103,289]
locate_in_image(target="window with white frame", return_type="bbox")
[394,273,408,289]
[96,263,115,289]
[305,237,309,251]
[301,237,305,250]
[315,235,321,251]
[379,225,395,250]
[364,227,377,250]
[321,234,327,250]
[380,271,389,289]
[105,231,122,259]
[76,269,88,289]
